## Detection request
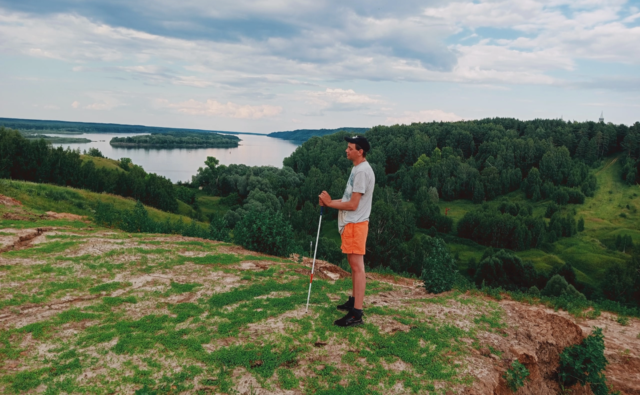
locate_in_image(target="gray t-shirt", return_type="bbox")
[338,161,375,234]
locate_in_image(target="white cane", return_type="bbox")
[305,206,324,313]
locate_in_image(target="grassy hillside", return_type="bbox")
[79,155,127,172]
[0,194,512,394]
[0,180,207,229]
[439,155,636,286]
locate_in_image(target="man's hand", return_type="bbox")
[319,191,332,207]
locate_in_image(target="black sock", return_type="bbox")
[351,308,363,318]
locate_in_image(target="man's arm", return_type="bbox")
[319,191,362,211]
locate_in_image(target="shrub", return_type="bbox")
[474,249,537,291]
[559,328,609,395]
[542,274,569,297]
[566,284,587,301]
[545,202,559,218]
[315,237,342,265]
[503,360,529,392]
[577,217,585,232]
[209,215,231,242]
[420,237,457,294]
[119,157,132,171]
[528,286,540,296]
[234,210,295,257]
[87,147,104,158]
[616,316,629,326]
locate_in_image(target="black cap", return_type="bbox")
[344,135,370,152]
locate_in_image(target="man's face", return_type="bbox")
[345,143,363,161]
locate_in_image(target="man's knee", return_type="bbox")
[347,254,365,274]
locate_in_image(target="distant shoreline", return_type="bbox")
[109,142,240,149]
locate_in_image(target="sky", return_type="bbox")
[0,0,639,133]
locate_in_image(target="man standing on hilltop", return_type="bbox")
[319,136,375,327]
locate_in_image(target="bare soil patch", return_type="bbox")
[0,194,22,206]
[0,227,52,253]
[45,211,88,222]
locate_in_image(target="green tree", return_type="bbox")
[234,210,294,257]
[559,328,609,395]
[419,236,457,293]
[119,157,132,171]
[209,215,231,242]
[542,274,569,297]
[87,147,104,158]
[474,249,536,291]
[577,217,585,232]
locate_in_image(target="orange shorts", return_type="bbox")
[341,221,369,255]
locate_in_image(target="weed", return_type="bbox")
[4,241,77,258]
[616,316,630,326]
[585,308,602,319]
[165,282,202,295]
[103,296,137,306]
[504,360,529,391]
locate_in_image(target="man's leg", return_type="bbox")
[348,254,366,310]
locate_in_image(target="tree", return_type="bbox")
[366,188,416,269]
[600,263,636,303]
[87,147,104,158]
[234,210,294,257]
[542,274,569,297]
[474,249,536,290]
[420,236,457,294]
[523,167,542,201]
[119,157,132,171]
[577,217,585,232]
[209,215,231,242]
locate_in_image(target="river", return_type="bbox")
[49,133,301,183]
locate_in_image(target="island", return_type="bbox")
[22,133,91,144]
[109,131,240,148]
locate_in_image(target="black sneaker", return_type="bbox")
[337,296,354,311]
[334,309,363,327]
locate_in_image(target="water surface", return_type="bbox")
[50,133,301,182]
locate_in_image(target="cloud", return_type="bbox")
[303,88,380,112]
[71,101,80,108]
[386,109,463,125]
[84,102,118,110]
[161,99,282,119]
[1,1,638,91]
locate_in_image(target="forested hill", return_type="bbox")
[0,117,250,135]
[189,117,640,312]
[110,132,240,148]
[267,127,369,141]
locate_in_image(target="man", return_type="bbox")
[319,136,375,327]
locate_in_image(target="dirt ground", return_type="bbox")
[1,212,639,394]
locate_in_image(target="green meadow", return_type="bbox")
[440,155,636,285]
[0,197,508,394]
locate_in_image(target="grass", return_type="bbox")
[0,179,208,228]
[434,155,639,286]
[0,210,507,394]
[196,192,230,218]
[2,155,640,393]
[80,155,127,172]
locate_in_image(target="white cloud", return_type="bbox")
[386,110,463,125]
[161,99,282,119]
[71,101,80,108]
[303,88,380,112]
[84,102,118,110]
